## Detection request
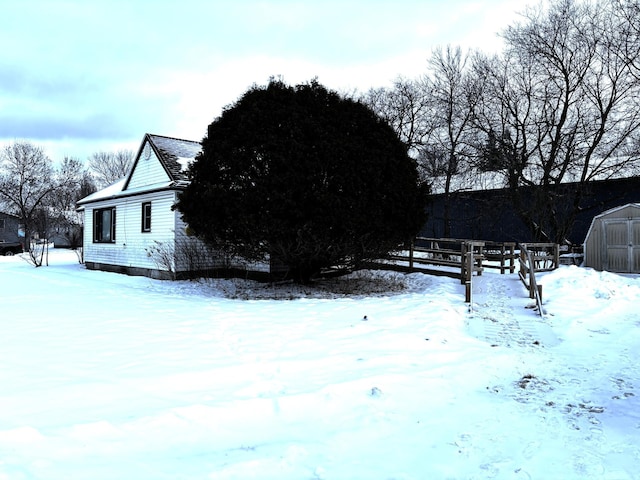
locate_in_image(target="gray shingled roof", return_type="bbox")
[147,134,201,182]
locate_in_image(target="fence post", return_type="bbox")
[409,240,414,271]
[509,243,515,274]
[460,243,467,284]
[529,264,534,298]
[465,251,473,303]
[528,254,537,299]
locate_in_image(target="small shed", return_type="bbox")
[584,203,640,273]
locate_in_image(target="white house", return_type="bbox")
[77,133,229,279]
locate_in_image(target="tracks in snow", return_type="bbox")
[466,273,559,348]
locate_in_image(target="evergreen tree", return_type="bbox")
[176,79,428,283]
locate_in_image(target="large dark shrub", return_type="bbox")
[176,79,428,282]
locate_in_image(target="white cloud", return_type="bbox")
[1,0,523,160]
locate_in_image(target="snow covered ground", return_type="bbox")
[1,249,639,480]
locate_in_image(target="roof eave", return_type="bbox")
[76,183,186,207]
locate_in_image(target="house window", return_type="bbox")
[94,207,116,243]
[0,219,4,230]
[141,202,152,233]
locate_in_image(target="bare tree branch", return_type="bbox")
[88,150,134,188]
[477,0,640,242]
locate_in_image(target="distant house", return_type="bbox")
[0,211,21,245]
[77,133,278,280]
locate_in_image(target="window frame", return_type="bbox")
[141,202,152,233]
[93,207,116,243]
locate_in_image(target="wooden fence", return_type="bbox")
[371,237,518,276]
[407,237,485,283]
[367,238,486,296]
[419,238,483,303]
[366,238,559,305]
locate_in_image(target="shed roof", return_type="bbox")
[590,203,640,220]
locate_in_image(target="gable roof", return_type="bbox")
[123,133,201,190]
[77,133,201,206]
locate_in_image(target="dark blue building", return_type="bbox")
[421,176,640,244]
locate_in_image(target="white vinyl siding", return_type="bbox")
[172,212,229,272]
[84,191,177,271]
[126,142,171,190]
[84,192,227,275]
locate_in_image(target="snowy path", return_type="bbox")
[467,272,560,348]
[467,270,640,479]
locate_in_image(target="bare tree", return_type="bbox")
[0,141,57,261]
[360,77,432,161]
[612,0,640,81]
[49,157,96,251]
[421,45,484,237]
[477,0,640,243]
[88,150,134,188]
[51,157,88,210]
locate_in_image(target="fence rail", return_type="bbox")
[408,237,485,283]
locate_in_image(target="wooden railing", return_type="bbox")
[517,243,559,316]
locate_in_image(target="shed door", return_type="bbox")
[633,219,640,272]
[603,219,640,273]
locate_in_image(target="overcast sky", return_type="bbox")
[2,0,524,162]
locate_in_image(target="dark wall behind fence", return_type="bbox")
[421,176,640,244]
